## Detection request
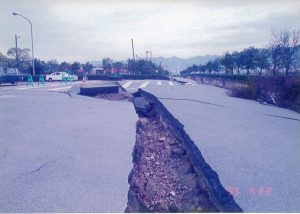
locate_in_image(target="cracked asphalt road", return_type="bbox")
[0,85,137,212]
[141,80,300,212]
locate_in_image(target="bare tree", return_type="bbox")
[269,29,299,76]
[268,43,281,75]
[7,47,31,62]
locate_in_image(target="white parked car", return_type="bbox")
[45,72,78,82]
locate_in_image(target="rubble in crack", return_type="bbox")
[126,89,242,212]
[79,81,134,102]
[95,91,133,102]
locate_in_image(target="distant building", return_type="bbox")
[90,61,104,74]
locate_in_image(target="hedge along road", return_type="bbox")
[141,79,300,212]
[0,87,138,212]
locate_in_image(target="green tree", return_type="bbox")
[47,59,59,73]
[240,47,259,74]
[206,61,214,74]
[71,61,81,74]
[127,59,158,75]
[102,58,113,73]
[255,49,270,75]
[33,59,44,75]
[191,64,199,72]
[232,51,243,74]
[127,59,137,74]
[59,62,71,72]
[82,62,93,73]
[212,58,221,73]
[140,60,155,75]
[199,64,206,73]
[221,52,234,74]
[113,61,125,73]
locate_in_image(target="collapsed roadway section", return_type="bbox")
[78,82,242,212]
[126,89,242,212]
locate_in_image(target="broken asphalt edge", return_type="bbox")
[131,88,243,212]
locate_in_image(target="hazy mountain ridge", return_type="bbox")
[153,55,219,73]
[90,55,220,73]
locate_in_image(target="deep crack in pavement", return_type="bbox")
[126,89,242,212]
[81,84,242,212]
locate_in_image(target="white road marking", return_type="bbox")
[157,81,162,85]
[48,86,72,91]
[122,81,133,89]
[168,81,174,86]
[138,81,150,89]
[126,87,137,91]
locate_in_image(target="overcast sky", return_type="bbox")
[1,0,300,63]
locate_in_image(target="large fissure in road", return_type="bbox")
[126,89,242,212]
[78,84,242,212]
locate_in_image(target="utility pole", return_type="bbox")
[131,38,135,61]
[15,34,20,68]
[12,12,35,76]
[146,51,149,61]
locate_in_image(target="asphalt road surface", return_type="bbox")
[1,79,300,212]
[120,79,300,212]
[0,81,137,212]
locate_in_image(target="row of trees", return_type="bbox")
[0,48,94,75]
[33,59,94,75]
[102,58,169,75]
[181,29,300,76]
[102,58,127,73]
[127,59,169,76]
[0,48,169,76]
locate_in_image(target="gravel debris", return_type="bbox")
[95,91,133,102]
[126,115,218,212]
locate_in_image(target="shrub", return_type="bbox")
[229,84,257,100]
[229,76,300,112]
